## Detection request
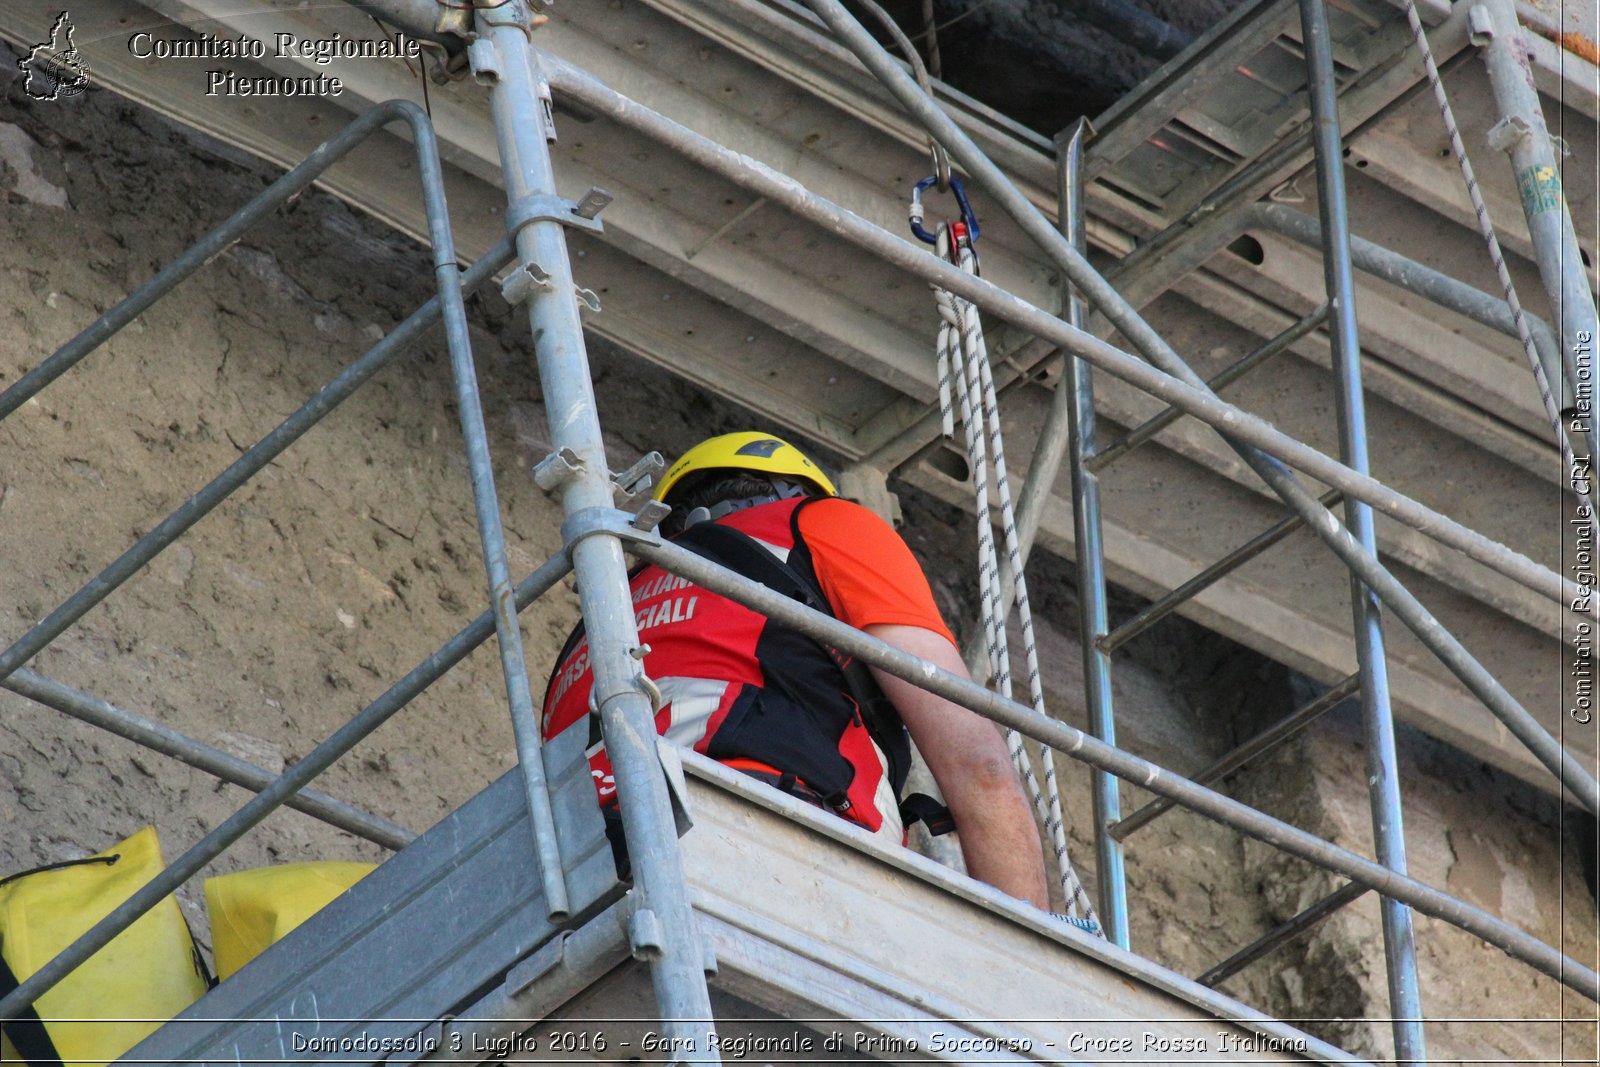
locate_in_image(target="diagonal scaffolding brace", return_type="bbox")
[4,2,1592,1057]
[633,524,1599,1001]
[537,43,1595,814]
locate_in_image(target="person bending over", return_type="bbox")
[542,431,1047,908]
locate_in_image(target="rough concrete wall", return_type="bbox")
[2,67,1595,1061]
[0,72,629,926]
[1230,688,1599,1062]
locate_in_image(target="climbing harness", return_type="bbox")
[917,183,1101,931]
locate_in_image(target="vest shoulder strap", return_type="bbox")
[675,516,910,791]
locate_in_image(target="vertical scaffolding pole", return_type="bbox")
[1473,0,1600,438]
[802,0,1600,814]
[1297,2,1426,1060]
[1053,118,1130,948]
[433,152,571,925]
[472,5,718,1057]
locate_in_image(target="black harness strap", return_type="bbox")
[674,521,903,773]
[0,854,118,891]
[675,518,955,835]
[898,792,958,837]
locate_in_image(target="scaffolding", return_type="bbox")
[0,0,1595,1062]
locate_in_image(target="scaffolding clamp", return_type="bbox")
[627,907,664,961]
[1486,115,1532,153]
[611,451,667,513]
[499,264,598,314]
[536,454,665,529]
[1467,4,1495,44]
[500,261,552,305]
[532,446,583,491]
[466,38,499,82]
[561,507,664,554]
[506,190,610,237]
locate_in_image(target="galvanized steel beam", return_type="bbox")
[473,6,718,1053]
[540,42,1593,812]
[1298,1,1425,1055]
[1053,118,1130,949]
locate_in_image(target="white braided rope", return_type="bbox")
[1403,1,1597,552]
[936,295,956,439]
[933,226,1098,924]
[944,288,1063,903]
[957,245,1094,922]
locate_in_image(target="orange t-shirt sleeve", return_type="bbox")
[797,497,957,646]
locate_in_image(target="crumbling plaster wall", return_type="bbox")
[1226,691,1598,1061]
[1,68,1593,1062]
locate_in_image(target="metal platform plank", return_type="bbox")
[260,755,1363,1063]
[674,753,1363,1064]
[1088,0,1300,181]
[123,724,621,1065]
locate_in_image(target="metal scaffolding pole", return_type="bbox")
[634,530,1599,1000]
[437,135,571,923]
[793,0,1599,813]
[0,100,430,424]
[1088,304,1331,473]
[1103,198,1570,413]
[2,667,414,852]
[1473,0,1600,443]
[0,109,512,686]
[540,54,1571,609]
[470,6,718,1056]
[1252,205,1572,412]
[1054,118,1129,948]
[1198,882,1371,988]
[1298,1,1425,1059]
[0,548,575,1023]
[1111,672,1362,841]
[540,49,1593,809]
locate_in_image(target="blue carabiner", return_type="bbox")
[909,174,979,245]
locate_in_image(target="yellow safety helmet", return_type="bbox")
[654,431,836,502]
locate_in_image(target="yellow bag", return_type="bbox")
[204,861,374,980]
[0,827,210,1067]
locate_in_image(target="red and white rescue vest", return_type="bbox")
[542,497,908,841]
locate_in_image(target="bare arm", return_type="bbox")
[865,623,1049,909]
